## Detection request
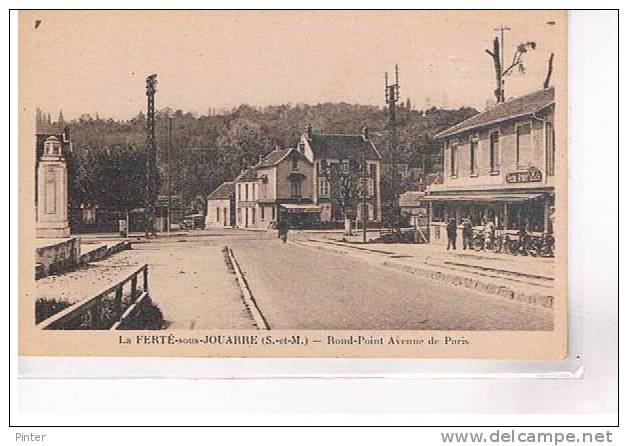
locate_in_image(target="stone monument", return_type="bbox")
[36,135,70,237]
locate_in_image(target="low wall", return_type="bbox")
[37,239,131,279]
[36,237,80,279]
[78,241,131,265]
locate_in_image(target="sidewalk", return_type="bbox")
[335,234,554,280]
[296,236,555,308]
[36,238,258,329]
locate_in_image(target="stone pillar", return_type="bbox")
[36,136,70,238]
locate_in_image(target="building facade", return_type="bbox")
[234,167,259,228]
[214,125,383,229]
[206,182,235,228]
[425,87,556,245]
[232,147,317,228]
[298,125,382,222]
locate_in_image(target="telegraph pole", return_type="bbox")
[167,116,173,236]
[145,74,157,238]
[361,126,369,244]
[385,64,400,226]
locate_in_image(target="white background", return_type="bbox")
[4,2,621,443]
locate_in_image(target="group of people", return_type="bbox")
[445,217,495,251]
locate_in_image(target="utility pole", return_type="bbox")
[385,64,400,227]
[361,126,369,244]
[167,116,173,236]
[145,74,157,238]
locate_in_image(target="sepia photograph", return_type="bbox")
[18,10,568,358]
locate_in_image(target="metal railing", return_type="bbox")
[37,264,149,330]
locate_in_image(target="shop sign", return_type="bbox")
[505,166,542,183]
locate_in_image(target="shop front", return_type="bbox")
[424,188,555,246]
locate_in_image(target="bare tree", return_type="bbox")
[323,160,362,235]
[486,38,537,103]
[543,52,555,89]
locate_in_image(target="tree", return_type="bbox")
[486,37,536,102]
[323,160,362,235]
[69,145,148,214]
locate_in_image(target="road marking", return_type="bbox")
[226,247,271,330]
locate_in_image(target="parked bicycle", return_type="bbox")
[471,229,485,251]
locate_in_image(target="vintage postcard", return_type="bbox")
[18,10,568,359]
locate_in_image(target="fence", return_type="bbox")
[37,264,149,330]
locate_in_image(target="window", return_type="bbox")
[367,178,374,196]
[292,158,299,170]
[272,206,276,220]
[245,184,249,201]
[251,208,256,224]
[489,131,500,173]
[261,206,265,220]
[449,141,458,177]
[223,208,227,226]
[318,178,329,196]
[342,160,350,172]
[238,184,242,201]
[546,122,555,176]
[260,182,268,198]
[319,159,328,174]
[516,123,531,168]
[290,179,302,197]
[470,135,478,176]
[216,208,220,222]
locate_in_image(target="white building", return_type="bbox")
[205,182,235,228]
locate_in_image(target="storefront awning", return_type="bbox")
[280,203,322,213]
[421,193,545,203]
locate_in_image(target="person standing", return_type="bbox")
[276,218,289,244]
[462,216,473,250]
[446,218,457,250]
[484,218,496,250]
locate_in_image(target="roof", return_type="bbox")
[257,147,310,168]
[305,134,381,161]
[399,191,425,208]
[422,192,546,203]
[436,87,555,139]
[207,182,235,200]
[279,203,322,213]
[235,167,258,182]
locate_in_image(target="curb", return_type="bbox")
[225,246,271,330]
[298,240,554,309]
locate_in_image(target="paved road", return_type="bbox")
[45,228,552,330]
[231,233,553,330]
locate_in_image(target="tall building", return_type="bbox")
[424,87,556,245]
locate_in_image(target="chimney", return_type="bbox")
[362,125,369,140]
[305,123,313,140]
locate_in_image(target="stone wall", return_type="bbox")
[35,237,80,278]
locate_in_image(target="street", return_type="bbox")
[231,231,553,331]
[37,228,553,331]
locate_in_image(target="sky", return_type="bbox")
[20,10,565,121]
